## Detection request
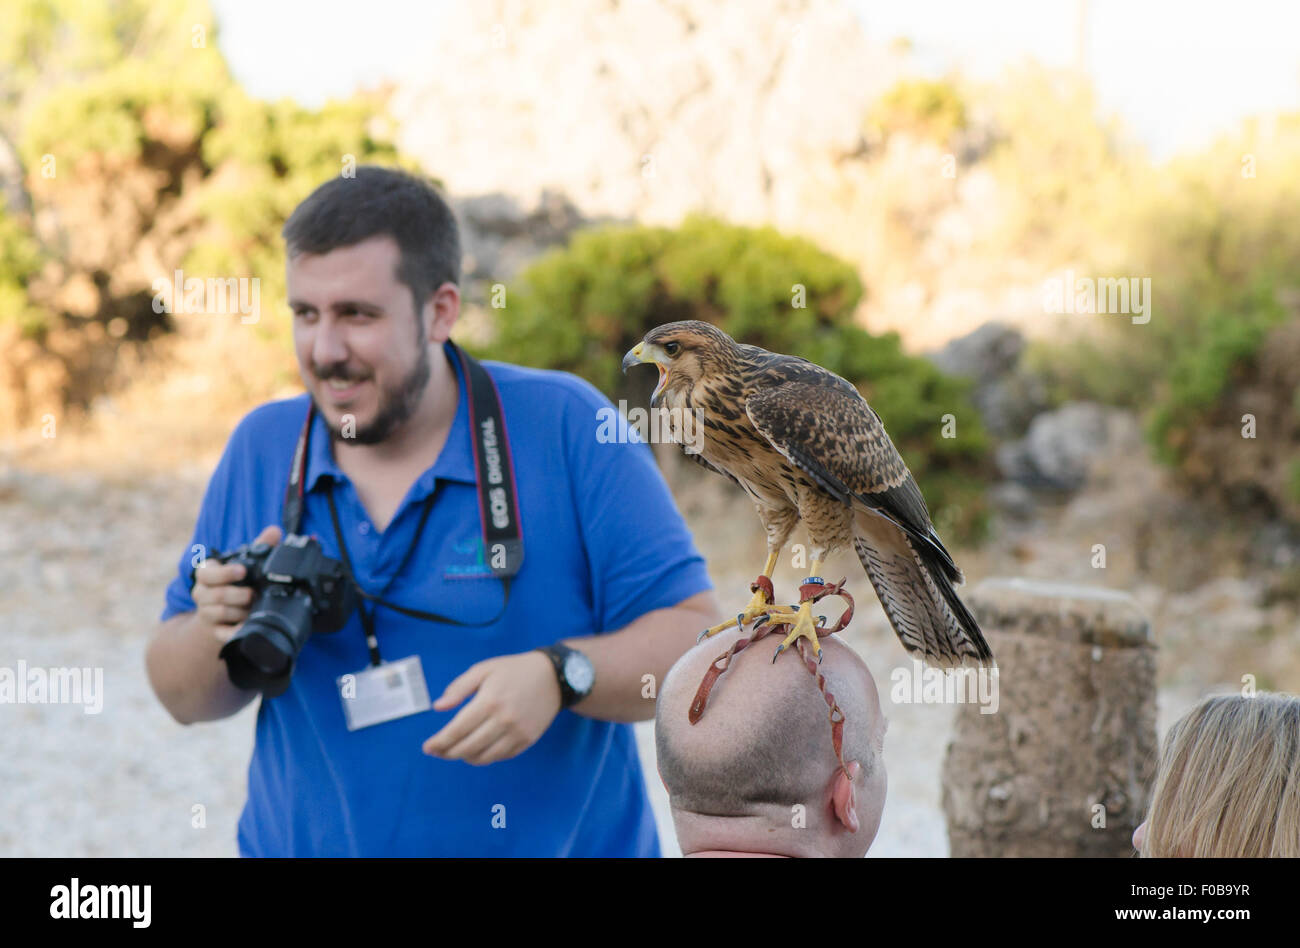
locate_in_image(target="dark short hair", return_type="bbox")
[282,165,461,316]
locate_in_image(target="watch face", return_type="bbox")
[563,653,595,695]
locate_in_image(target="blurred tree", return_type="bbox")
[866,77,968,146]
[983,64,1141,264]
[0,0,401,422]
[0,206,44,334]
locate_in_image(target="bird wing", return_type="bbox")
[745,374,990,666]
[744,376,962,583]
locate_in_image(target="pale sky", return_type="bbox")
[212,0,1300,160]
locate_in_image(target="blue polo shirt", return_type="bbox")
[160,343,713,856]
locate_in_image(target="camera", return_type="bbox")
[193,534,357,697]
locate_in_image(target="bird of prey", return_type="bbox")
[623,320,993,669]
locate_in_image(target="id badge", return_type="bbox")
[338,655,432,731]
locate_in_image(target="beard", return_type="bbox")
[312,342,432,446]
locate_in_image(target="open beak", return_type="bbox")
[622,342,670,403]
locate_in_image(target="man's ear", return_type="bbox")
[426,282,460,344]
[832,760,861,832]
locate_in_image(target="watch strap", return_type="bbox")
[537,644,585,709]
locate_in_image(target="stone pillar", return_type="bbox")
[940,577,1157,857]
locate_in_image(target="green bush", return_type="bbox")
[5,0,401,395]
[1146,303,1282,466]
[481,215,992,541]
[0,208,45,335]
[867,78,968,145]
[1288,457,1300,507]
[1028,274,1289,433]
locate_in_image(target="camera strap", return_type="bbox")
[282,341,524,665]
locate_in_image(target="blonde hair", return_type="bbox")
[1141,692,1300,857]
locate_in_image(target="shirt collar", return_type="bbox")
[303,340,477,494]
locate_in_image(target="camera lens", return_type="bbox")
[234,624,294,677]
[220,588,315,697]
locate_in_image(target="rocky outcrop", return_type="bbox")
[454,190,592,288]
[996,402,1113,491]
[927,321,1047,437]
[390,1,1052,348]
[392,0,892,227]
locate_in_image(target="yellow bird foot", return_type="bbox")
[698,577,777,643]
[762,601,826,664]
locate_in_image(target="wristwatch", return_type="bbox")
[536,644,595,709]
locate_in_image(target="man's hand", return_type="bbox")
[423,650,562,765]
[145,524,283,725]
[195,524,282,644]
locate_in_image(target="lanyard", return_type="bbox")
[282,342,524,666]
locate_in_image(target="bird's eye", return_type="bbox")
[664,341,680,356]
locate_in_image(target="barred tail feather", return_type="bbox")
[852,513,994,669]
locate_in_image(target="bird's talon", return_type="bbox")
[753,614,770,629]
[697,629,709,643]
[771,643,785,663]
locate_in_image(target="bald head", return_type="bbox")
[655,628,887,857]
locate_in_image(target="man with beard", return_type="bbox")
[145,166,717,856]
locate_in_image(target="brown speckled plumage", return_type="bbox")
[638,320,993,669]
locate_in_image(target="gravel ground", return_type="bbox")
[0,460,953,857]
[0,463,254,856]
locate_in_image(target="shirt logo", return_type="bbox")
[443,533,495,580]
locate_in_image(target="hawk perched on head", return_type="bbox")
[623,320,993,669]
